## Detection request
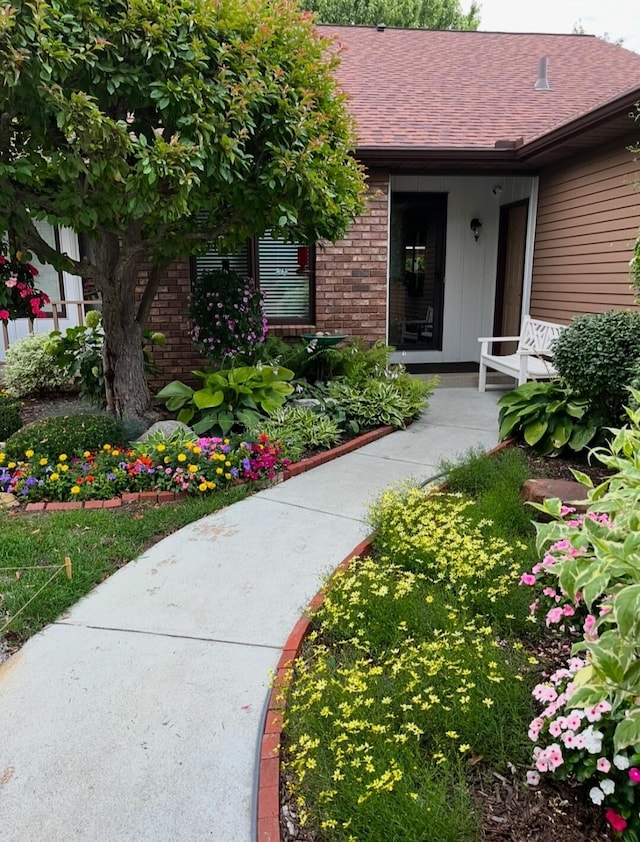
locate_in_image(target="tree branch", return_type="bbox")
[136,264,165,328]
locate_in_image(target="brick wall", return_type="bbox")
[143,169,390,384]
[313,169,389,343]
[139,259,206,389]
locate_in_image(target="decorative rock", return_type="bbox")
[0,492,19,508]
[290,398,322,410]
[521,478,590,517]
[134,420,193,443]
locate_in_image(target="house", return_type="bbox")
[4,27,640,379]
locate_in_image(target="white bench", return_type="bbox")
[478,316,564,392]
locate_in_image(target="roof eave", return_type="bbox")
[355,146,536,173]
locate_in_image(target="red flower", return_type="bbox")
[605,809,627,833]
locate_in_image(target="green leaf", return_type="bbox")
[156,380,194,400]
[193,389,224,409]
[615,584,640,638]
[524,418,548,446]
[615,709,640,752]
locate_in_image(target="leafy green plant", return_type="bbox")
[47,312,166,405]
[5,414,125,460]
[156,364,295,436]
[0,390,23,440]
[328,373,436,429]
[254,406,342,460]
[497,380,599,456]
[551,310,640,423]
[4,332,74,397]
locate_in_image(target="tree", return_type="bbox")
[0,0,365,422]
[300,0,480,29]
[572,20,624,46]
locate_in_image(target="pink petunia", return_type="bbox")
[605,809,627,833]
[629,768,640,783]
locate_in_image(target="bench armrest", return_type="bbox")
[477,335,521,343]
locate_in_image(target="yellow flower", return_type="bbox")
[25,449,34,458]
[60,464,69,473]
[0,452,4,463]
[102,444,111,451]
[70,486,81,495]
[39,458,48,466]
[225,460,231,467]
[188,464,198,474]
[112,449,120,457]
[458,744,471,753]
[156,443,166,453]
[177,453,187,462]
[58,453,68,462]
[8,461,16,469]
[193,446,201,455]
[224,472,232,480]
[164,456,170,464]
[83,451,91,458]
[198,482,208,492]
[216,467,223,475]
[50,473,59,482]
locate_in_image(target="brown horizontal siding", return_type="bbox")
[530,134,640,322]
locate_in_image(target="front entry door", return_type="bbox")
[494,200,528,354]
[388,193,447,351]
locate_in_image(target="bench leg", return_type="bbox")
[478,360,487,392]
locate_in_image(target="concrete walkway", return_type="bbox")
[0,387,505,842]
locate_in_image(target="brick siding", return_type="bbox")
[142,169,390,384]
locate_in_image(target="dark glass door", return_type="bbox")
[388,192,447,351]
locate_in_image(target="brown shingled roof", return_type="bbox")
[319,26,640,150]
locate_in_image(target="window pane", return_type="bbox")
[194,243,249,278]
[29,222,65,302]
[258,233,311,321]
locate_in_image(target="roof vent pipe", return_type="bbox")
[534,56,551,90]
[377,23,385,31]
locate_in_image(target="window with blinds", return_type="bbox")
[257,233,312,322]
[193,234,313,322]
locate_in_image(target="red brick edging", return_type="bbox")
[20,426,397,513]
[256,536,375,842]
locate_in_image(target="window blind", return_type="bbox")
[257,233,310,321]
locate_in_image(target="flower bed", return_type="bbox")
[0,434,289,503]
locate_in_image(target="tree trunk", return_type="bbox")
[100,281,153,425]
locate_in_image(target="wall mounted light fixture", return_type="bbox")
[470,218,482,242]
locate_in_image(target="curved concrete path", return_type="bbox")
[0,387,505,842]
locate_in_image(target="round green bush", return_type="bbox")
[4,332,74,397]
[0,392,23,440]
[5,413,125,460]
[552,310,640,423]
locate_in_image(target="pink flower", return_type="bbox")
[562,604,575,617]
[543,587,557,598]
[526,770,540,786]
[5,276,17,288]
[605,809,627,833]
[546,607,564,626]
[520,572,536,586]
[597,757,611,773]
[629,768,640,783]
[0,309,9,320]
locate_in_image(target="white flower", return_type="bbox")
[526,770,540,786]
[614,754,631,770]
[601,779,616,795]
[589,786,605,805]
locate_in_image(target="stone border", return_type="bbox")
[17,426,396,513]
[255,437,516,842]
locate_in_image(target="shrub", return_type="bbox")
[5,413,125,460]
[189,269,267,362]
[0,390,23,440]
[156,364,295,436]
[328,372,436,429]
[552,311,640,423]
[497,380,599,456]
[254,406,342,460]
[4,332,74,397]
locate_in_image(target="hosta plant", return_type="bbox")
[497,380,599,456]
[254,405,342,461]
[156,364,294,436]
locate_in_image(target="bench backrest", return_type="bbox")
[518,317,564,355]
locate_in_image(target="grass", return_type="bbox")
[281,448,542,842]
[0,485,249,644]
